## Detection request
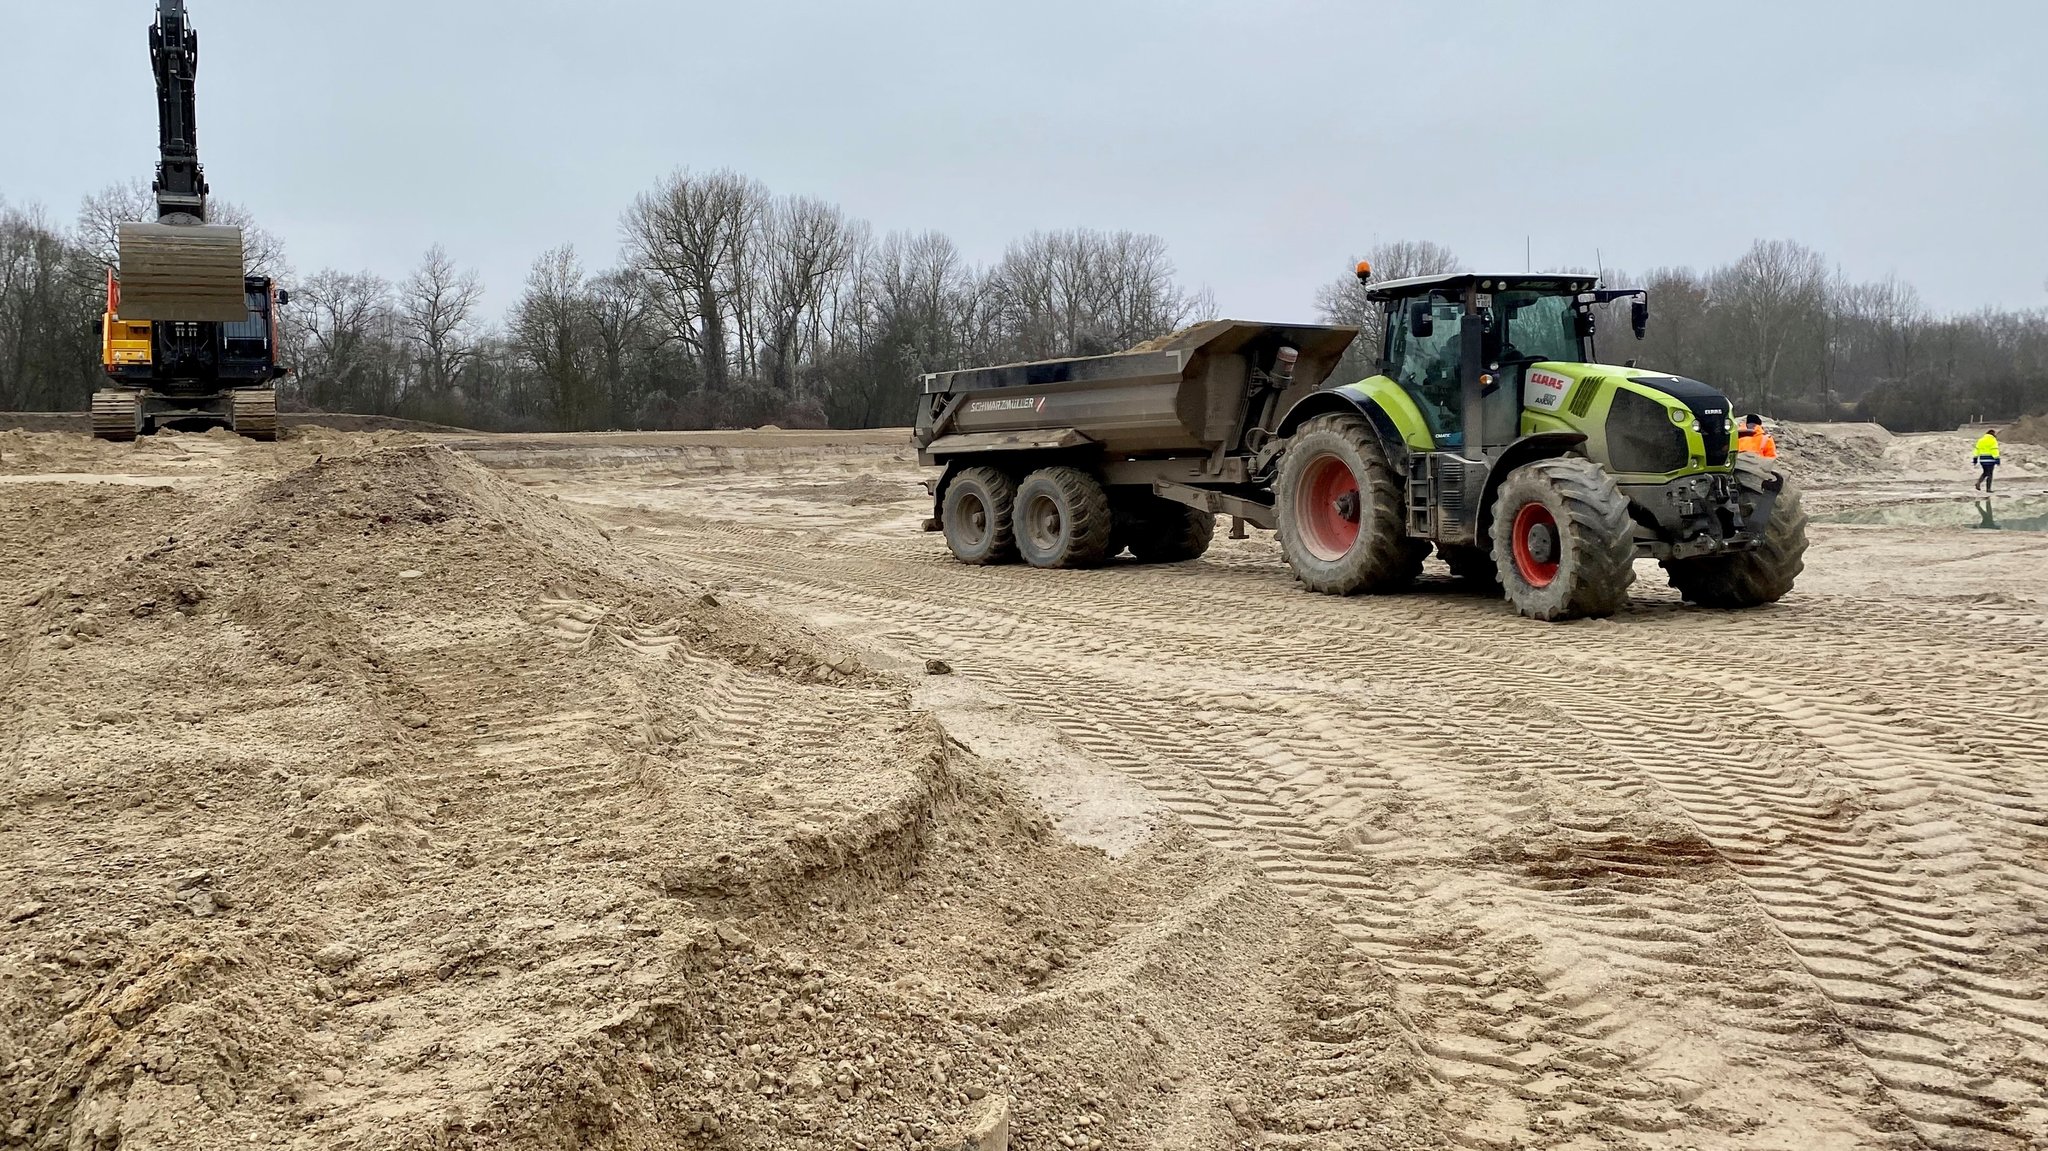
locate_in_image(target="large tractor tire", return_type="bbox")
[1276,414,1425,594]
[1115,494,1216,564]
[1489,456,1636,621]
[1437,543,1502,589]
[1014,466,1115,569]
[1663,455,1809,608]
[941,466,1020,565]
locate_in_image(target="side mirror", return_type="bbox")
[1407,300,1434,340]
[1574,310,1597,339]
[275,289,292,306]
[1630,295,1649,340]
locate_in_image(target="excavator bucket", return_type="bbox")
[116,222,248,321]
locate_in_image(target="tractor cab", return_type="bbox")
[1365,273,1648,456]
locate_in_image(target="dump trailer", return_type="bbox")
[93,0,288,442]
[916,272,1808,621]
[916,321,1357,567]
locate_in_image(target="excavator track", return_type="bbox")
[91,390,143,443]
[230,388,279,442]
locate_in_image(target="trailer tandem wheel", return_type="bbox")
[1014,467,1114,569]
[941,466,1021,565]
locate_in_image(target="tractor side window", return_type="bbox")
[1386,300,1466,446]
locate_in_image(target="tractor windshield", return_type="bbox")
[1491,291,1584,365]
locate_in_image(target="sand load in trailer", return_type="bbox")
[918,320,1358,460]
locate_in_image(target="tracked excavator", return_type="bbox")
[93,0,288,442]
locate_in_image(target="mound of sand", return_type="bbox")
[2007,413,2048,446]
[0,444,1387,1150]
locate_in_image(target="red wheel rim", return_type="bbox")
[1512,502,1561,587]
[1298,453,1362,562]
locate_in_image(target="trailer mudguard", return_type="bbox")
[1277,376,1436,453]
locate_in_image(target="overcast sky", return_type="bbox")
[7,0,2045,321]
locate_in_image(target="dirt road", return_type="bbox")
[489,425,2048,1150]
[3,423,2044,1150]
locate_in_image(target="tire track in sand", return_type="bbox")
[652,536,1905,1147]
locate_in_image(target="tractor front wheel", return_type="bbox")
[1489,456,1636,621]
[1662,455,1809,608]
[1276,414,1425,594]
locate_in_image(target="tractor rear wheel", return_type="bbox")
[941,466,1020,565]
[1276,414,1425,594]
[1489,456,1636,621]
[1662,455,1809,608]
[1116,494,1216,564]
[1015,466,1115,569]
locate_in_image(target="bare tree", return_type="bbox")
[399,244,485,404]
[759,195,856,394]
[1712,240,1829,413]
[512,245,600,429]
[285,269,402,414]
[622,168,765,392]
[76,179,289,281]
[1316,239,1464,382]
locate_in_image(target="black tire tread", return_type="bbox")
[1662,455,1809,608]
[1438,544,1502,588]
[943,466,1019,566]
[1276,414,1424,595]
[1490,456,1636,621]
[1016,466,1114,569]
[1125,499,1216,564]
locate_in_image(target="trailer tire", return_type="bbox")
[1490,456,1636,621]
[1015,467,1115,569]
[1276,414,1424,594]
[1118,495,1216,564]
[941,466,1020,565]
[1437,543,1502,588]
[1661,455,1808,608]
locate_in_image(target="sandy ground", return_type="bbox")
[3,422,2046,1150]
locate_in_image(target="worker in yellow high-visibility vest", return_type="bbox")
[1972,429,2002,492]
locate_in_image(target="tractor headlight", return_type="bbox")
[1669,406,1690,426]
[1691,419,1702,433]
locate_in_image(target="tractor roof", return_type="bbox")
[1365,272,1603,303]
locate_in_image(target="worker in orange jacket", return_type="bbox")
[1736,414,1778,458]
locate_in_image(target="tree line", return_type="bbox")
[5,174,2045,433]
[1,173,1210,432]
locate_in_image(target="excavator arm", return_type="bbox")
[149,0,208,223]
[115,0,247,322]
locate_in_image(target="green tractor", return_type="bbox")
[1268,270,1807,620]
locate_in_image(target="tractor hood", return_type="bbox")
[1523,362,1735,466]
[1523,363,1729,420]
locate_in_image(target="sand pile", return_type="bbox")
[0,444,1391,1150]
[1767,422,1890,484]
[2006,412,2048,446]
